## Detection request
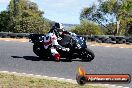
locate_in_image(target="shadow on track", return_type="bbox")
[11,56,42,61]
[11,56,83,62]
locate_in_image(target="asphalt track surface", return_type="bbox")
[0,40,131,88]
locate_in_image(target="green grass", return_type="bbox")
[0,73,107,88]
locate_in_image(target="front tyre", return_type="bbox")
[81,48,95,62]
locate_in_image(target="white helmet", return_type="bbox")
[54,23,64,31]
[59,23,64,30]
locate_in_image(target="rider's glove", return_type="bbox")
[57,37,62,40]
[62,48,70,51]
[65,48,70,51]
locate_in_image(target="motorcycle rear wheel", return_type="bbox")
[33,45,47,58]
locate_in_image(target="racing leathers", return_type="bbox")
[43,32,69,61]
[43,33,60,61]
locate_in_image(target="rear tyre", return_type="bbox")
[81,48,95,62]
[33,45,44,58]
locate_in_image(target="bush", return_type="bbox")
[71,20,103,35]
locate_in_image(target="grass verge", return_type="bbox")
[0,73,107,88]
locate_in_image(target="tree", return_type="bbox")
[80,0,132,36]
[104,23,117,35]
[6,0,51,33]
[0,11,10,32]
[71,20,103,35]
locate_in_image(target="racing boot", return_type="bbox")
[53,53,60,61]
[51,48,60,61]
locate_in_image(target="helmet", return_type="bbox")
[54,23,64,32]
[59,23,64,30]
[50,23,65,38]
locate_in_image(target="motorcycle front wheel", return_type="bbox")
[81,48,95,62]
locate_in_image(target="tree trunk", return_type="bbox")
[116,20,120,36]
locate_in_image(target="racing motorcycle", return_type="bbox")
[29,32,95,62]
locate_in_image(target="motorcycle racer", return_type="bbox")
[43,23,69,61]
[29,22,95,62]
